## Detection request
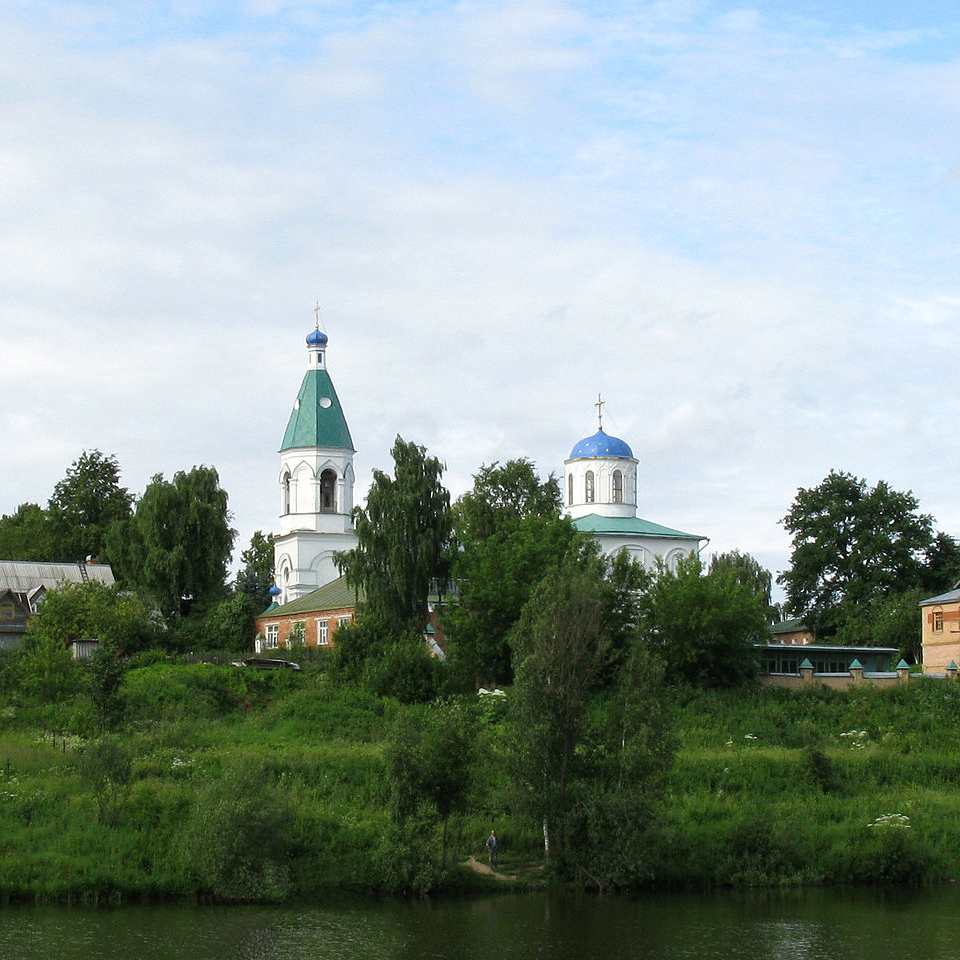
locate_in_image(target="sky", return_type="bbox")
[3,0,960,596]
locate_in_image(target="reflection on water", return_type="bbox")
[2,886,960,960]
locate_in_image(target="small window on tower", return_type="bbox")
[320,469,337,513]
[567,474,573,505]
[612,470,623,504]
[585,470,595,503]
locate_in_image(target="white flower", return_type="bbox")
[867,813,911,829]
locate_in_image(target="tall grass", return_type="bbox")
[4,662,960,901]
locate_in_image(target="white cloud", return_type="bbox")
[1,0,959,592]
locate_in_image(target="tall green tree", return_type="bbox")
[338,436,451,636]
[384,701,475,884]
[566,639,674,887]
[0,502,56,561]
[235,530,275,610]
[111,466,234,617]
[641,553,767,687]
[834,586,926,662]
[47,450,132,562]
[447,459,579,685]
[779,471,940,638]
[508,554,610,866]
[922,532,960,593]
[709,550,778,623]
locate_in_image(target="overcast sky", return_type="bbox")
[3,0,960,594]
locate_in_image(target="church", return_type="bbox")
[562,398,705,568]
[254,323,706,652]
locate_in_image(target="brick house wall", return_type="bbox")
[255,604,355,653]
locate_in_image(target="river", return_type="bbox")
[1,886,959,959]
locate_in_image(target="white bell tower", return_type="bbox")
[273,314,358,604]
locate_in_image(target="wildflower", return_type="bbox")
[867,813,910,829]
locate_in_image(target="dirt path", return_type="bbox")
[464,855,517,882]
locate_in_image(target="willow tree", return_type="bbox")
[339,435,451,636]
[110,466,234,617]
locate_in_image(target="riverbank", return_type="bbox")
[2,657,960,902]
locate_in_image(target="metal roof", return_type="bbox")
[770,618,808,635]
[919,588,960,607]
[0,561,115,593]
[572,513,704,541]
[568,428,634,461]
[758,642,899,654]
[280,368,354,452]
[259,575,362,617]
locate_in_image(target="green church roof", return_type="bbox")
[260,575,363,617]
[281,368,354,452]
[572,514,704,541]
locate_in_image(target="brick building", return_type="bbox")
[920,581,960,674]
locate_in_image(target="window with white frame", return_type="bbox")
[337,615,352,628]
[316,619,329,645]
[934,608,944,633]
[612,470,623,504]
[265,624,279,649]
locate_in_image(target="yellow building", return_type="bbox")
[920,581,960,674]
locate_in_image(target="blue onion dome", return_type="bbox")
[268,584,282,598]
[569,428,633,460]
[306,327,328,346]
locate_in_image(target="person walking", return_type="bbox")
[486,829,499,868]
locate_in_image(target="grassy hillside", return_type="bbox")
[2,653,960,902]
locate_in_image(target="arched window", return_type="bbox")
[567,473,573,505]
[585,470,595,504]
[320,469,337,513]
[612,470,623,504]
[666,549,685,573]
[282,472,291,514]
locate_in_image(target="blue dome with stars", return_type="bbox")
[306,327,328,347]
[569,428,633,460]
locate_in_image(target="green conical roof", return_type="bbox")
[281,368,354,452]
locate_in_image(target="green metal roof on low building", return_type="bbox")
[280,369,354,452]
[770,618,809,637]
[260,575,363,617]
[572,513,704,541]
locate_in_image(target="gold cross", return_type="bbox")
[595,393,605,429]
[314,302,321,327]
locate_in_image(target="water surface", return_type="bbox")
[2,886,958,960]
